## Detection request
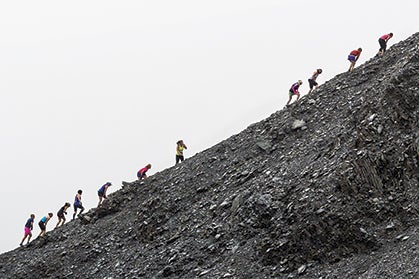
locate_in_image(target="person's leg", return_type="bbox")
[62,216,66,225]
[97,195,103,207]
[176,155,180,165]
[377,39,383,56]
[382,42,387,55]
[180,155,184,162]
[313,81,318,92]
[378,39,386,56]
[27,232,32,243]
[73,205,77,220]
[349,61,355,72]
[78,206,85,216]
[286,93,292,106]
[20,234,27,245]
[308,79,313,94]
[38,222,43,237]
[296,93,300,101]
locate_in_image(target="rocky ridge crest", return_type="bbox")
[0,33,418,278]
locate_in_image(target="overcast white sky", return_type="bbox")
[0,1,417,253]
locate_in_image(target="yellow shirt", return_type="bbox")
[176,145,185,156]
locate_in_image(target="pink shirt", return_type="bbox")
[380,34,391,41]
[138,167,149,176]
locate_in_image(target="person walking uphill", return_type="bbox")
[38,213,53,237]
[307,69,322,94]
[19,214,35,246]
[376,33,393,57]
[286,80,303,106]
[137,164,151,180]
[97,182,112,207]
[56,202,71,228]
[176,140,187,165]
[73,190,85,220]
[348,48,362,73]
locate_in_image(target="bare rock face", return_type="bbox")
[1,33,418,279]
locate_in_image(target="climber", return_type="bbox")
[307,69,323,94]
[97,182,112,207]
[286,80,303,106]
[38,213,53,237]
[72,189,85,220]
[56,202,71,228]
[176,140,187,165]
[137,164,152,180]
[376,33,393,57]
[19,214,35,247]
[348,48,362,73]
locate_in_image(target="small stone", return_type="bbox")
[360,227,368,234]
[297,264,306,274]
[220,200,231,208]
[199,269,211,276]
[385,222,395,230]
[256,140,272,152]
[368,114,377,122]
[292,120,306,130]
[377,125,384,134]
[315,208,326,214]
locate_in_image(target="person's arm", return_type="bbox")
[183,143,187,149]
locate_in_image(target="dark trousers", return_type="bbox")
[176,155,184,164]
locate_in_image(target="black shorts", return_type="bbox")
[38,221,46,231]
[74,204,84,211]
[98,190,104,197]
[308,79,318,89]
[176,155,184,163]
[379,38,387,52]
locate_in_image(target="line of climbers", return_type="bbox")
[286,33,393,106]
[19,140,188,247]
[17,32,395,247]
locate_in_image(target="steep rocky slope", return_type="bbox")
[0,33,418,279]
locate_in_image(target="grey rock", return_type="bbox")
[292,119,306,130]
[1,32,419,279]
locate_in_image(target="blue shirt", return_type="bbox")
[25,218,34,229]
[74,195,81,206]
